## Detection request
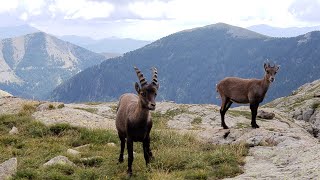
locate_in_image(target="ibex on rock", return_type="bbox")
[216,63,279,129]
[116,66,159,176]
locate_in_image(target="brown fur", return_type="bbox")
[217,63,279,129]
[116,67,159,176]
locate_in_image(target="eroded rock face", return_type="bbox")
[266,79,320,139]
[0,158,17,179]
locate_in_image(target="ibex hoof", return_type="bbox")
[150,156,155,161]
[222,125,229,129]
[251,124,260,129]
[127,170,133,177]
[118,158,124,164]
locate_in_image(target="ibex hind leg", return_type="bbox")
[118,135,126,163]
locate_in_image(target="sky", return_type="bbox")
[1,0,320,40]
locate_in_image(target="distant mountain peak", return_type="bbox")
[0,24,39,39]
[182,23,268,39]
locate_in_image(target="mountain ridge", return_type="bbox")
[50,23,320,104]
[248,24,320,37]
[0,32,106,99]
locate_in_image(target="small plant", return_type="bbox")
[18,103,37,116]
[192,117,202,124]
[110,105,118,112]
[26,121,49,137]
[311,102,320,109]
[48,104,56,110]
[77,156,104,167]
[49,123,76,136]
[57,104,65,109]
[14,169,38,179]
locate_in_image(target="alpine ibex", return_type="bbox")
[216,63,279,129]
[116,66,159,176]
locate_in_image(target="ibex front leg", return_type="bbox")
[143,137,150,165]
[250,103,259,128]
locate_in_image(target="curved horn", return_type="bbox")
[151,67,158,87]
[134,66,147,87]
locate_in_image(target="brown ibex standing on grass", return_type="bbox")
[216,63,279,129]
[116,66,159,176]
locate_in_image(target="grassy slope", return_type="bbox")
[0,104,248,180]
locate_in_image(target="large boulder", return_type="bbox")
[257,110,275,119]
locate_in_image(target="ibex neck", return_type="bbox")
[262,75,271,91]
[134,100,150,122]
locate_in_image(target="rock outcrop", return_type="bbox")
[267,79,320,138]
[0,90,12,98]
[0,158,17,179]
[9,126,19,135]
[43,156,75,167]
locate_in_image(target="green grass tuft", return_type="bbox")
[57,104,65,109]
[192,117,202,124]
[49,123,77,136]
[311,102,320,109]
[48,104,56,110]
[26,121,49,137]
[18,103,38,116]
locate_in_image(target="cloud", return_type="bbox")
[20,0,46,15]
[19,12,28,21]
[48,0,115,20]
[0,1,19,13]
[1,0,319,40]
[289,0,320,22]
[128,1,169,19]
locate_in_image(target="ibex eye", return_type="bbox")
[141,92,146,97]
[155,93,157,96]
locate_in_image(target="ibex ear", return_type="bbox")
[135,82,140,93]
[276,65,280,71]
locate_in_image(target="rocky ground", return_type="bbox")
[0,79,320,179]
